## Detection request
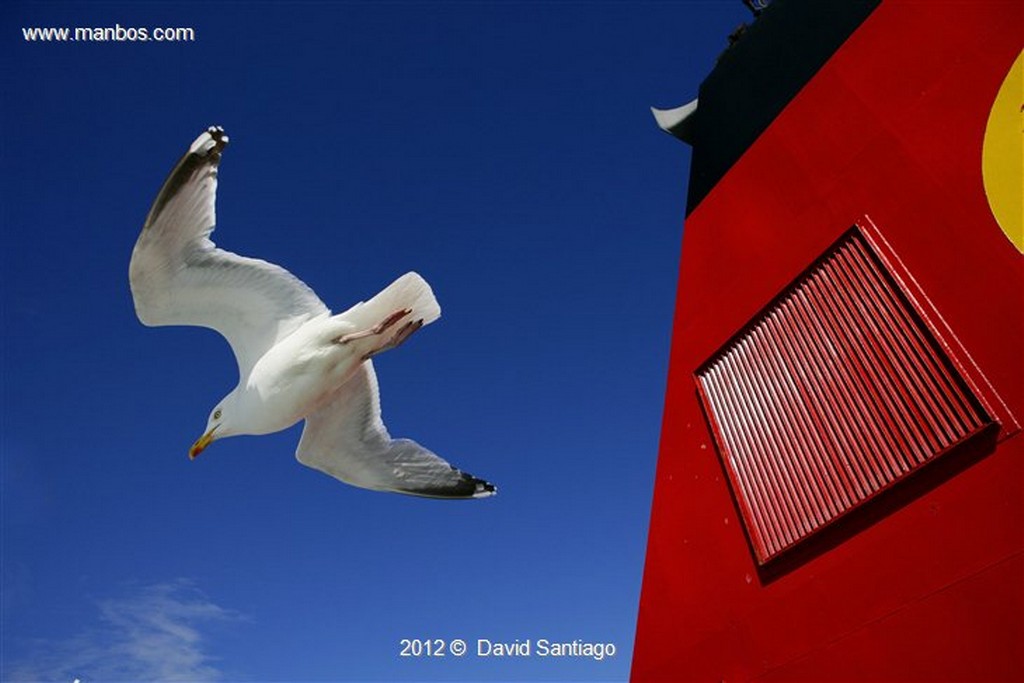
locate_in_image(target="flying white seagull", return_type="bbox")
[129,126,496,499]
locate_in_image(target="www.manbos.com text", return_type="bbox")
[22,24,196,43]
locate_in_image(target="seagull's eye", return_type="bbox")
[213,409,222,420]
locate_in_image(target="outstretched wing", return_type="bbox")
[296,362,496,499]
[129,126,329,379]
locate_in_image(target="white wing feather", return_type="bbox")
[129,127,328,379]
[296,363,496,499]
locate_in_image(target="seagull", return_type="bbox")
[129,126,496,499]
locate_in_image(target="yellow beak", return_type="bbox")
[189,428,217,459]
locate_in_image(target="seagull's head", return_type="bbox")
[189,403,233,459]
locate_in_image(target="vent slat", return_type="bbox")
[764,312,854,511]
[813,272,915,476]
[847,239,982,434]
[703,365,775,556]
[804,273,902,482]
[833,247,954,448]
[737,340,819,534]
[749,326,837,523]
[696,228,993,563]
[791,290,881,494]
[757,316,848,516]
[718,359,801,545]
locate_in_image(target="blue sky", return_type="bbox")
[1,2,748,680]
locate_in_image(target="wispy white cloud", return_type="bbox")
[5,579,241,682]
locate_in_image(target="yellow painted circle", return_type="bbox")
[982,50,1024,253]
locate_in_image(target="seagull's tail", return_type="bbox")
[343,272,441,332]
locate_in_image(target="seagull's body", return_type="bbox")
[129,126,495,499]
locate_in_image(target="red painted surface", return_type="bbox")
[632,2,1023,681]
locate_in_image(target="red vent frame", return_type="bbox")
[695,224,998,564]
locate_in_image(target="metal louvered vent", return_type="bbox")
[696,227,994,564]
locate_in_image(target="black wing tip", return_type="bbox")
[141,126,229,231]
[190,125,229,160]
[398,471,497,500]
[467,473,498,499]
[452,466,497,499]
